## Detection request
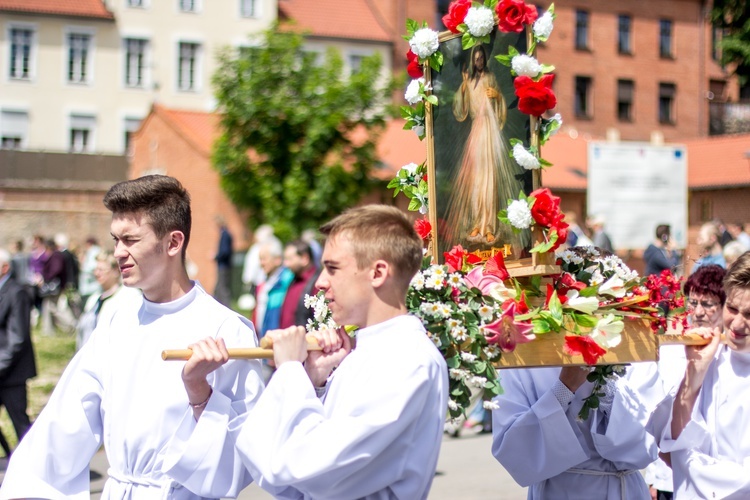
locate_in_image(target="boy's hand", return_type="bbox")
[268,326,309,366]
[305,327,353,388]
[182,337,229,408]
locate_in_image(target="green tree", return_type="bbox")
[711,0,750,88]
[212,25,394,241]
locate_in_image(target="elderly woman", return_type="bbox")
[649,251,750,498]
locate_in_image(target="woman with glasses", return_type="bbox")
[649,253,750,499]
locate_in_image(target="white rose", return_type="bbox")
[464,6,495,37]
[507,199,533,229]
[511,54,542,77]
[409,28,440,59]
[404,78,423,104]
[401,162,419,176]
[513,143,541,170]
[533,11,554,39]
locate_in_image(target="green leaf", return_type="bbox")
[509,46,520,57]
[532,318,551,334]
[540,64,556,73]
[462,32,477,50]
[495,54,512,66]
[579,286,599,297]
[425,94,439,105]
[571,312,598,328]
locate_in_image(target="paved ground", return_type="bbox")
[1,430,527,499]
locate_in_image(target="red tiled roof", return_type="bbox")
[278,0,393,43]
[540,134,591,191]
[152,105,220,157]
[683,133,750,189]
[0,0,114,19]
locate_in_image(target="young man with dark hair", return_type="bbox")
[180,205,449,499]
[1,175,263,499]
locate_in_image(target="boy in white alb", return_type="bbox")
[0,175,264,499]
[173,205,448,499]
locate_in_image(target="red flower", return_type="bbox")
[496,0,538,33]
[563,335,607,365]
[501,290,530,315]
[414,217,432,241]
[549,219,569,252]
[483,302,535,352]
[442,0,472,33]
[485,252,509,281]
[529,187,562,228]
[444,245,468,273]
[545,283,567,305]
[558,272,586,292]
[466,253,483,266]
[406,49,424,78]
[514,74,557,117]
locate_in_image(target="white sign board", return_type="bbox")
[587,142,687,250]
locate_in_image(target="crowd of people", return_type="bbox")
[0,177,749,499]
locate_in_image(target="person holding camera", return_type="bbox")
[644,224,682,277]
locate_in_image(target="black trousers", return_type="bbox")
[0,384,31,444]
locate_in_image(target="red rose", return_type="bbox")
[442,0,472,33]
[414,217,432,241]
[563,335,607,365]
[406,49,424,78]
[514,74,556,117]
[496,0,538,33]
[444,244,468,273]
[529,187,562,228]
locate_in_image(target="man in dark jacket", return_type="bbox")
[0,248,36,446]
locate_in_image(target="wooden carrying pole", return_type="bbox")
[495,319,721,368]
[161,336,321,361]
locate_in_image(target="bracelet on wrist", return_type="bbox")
[188,387,213,409]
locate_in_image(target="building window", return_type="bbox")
[69,114,95,153]
[67,33,91,83]
[617,15,632,54]
[575,10,589,50]
[179,0,196,12]
[658,83,676,124]
[178,42,200,91]
[9,28,33,80]
[0,110,28,149]
[709,79,727,102]
[617,80,634,121]
[711,27,727,62]
[349,54,365,75]
[659,19,673,58]
[127,0,145,7]
[574,76,592,118]
[124,117,141,155]
[240,0,259,18]
[124,38,148,87]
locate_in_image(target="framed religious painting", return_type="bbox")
[424,29,545,273]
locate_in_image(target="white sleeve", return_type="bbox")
[491,370,589,486]
[163,316,265,498]
[231,360,436,499]
[0,339,104,500]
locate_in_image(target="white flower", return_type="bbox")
[447,273,464,287]
[507,199,533,229]
[549,113,563,134]
[411,273,425,290]
[556,249,584,265]
[513,143,541,170]
[470,376,488,388]
[533,11,554,40]
[460,352,477,362]
[431,335,442,348]
[303,294,316,309]
[598,275,627,298]
[425,274,445,290]
[488,282,516,303]
[451,325,468,341]
[477,305,494,321]
[409,28,440,58]
[447,399,458,411]
[590,314,625,349]
[401,162,420,176]
[589,269,605,287]
[464,6,495,37]
[412,124,425,137]
[430,266,446,278]
[511,54,542,77]
[566,295,600,315]
[449,368,469,380]
[420,302,441,317]
[447,318,461,329]
[484,344,501,359]
[483,400,500,410]
[405,78,424,104]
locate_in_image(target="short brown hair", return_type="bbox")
[320,205,422,291]
[103,175,191,258]
[724,250,750,293]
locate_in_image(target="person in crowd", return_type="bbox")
[78,236,102,305]
[649,251,750,499]
[587,214,614,253]
[727,221,750,250]
[27,234,47,318]
[692,222,726,272]
[38,239,75,335]
[242,224,280,294]
[0,248,36,449]
[712,218,733,247]
[170,205,448,498]
[0,175,264,499]
[723,240,745,269]
[279,240,320,329]
[644,224,682,276]
[253,239,292,338]
[75,251,141,349]
[213,216,234,307]
[55,233,83,318]
[643,264,726,500]
[301,228,323,269]
[564,211,593,248]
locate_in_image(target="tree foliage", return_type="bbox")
[212,25,394,241]
[711,0,750,85]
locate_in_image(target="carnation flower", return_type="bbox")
[533,11,554,40]
[507,199,533,229]
[512,143,541,170]
[511,54,542,77]
[405,78,425,104]
[464,6,495,37]
[401,162,420,176]
[409,28,440,59]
